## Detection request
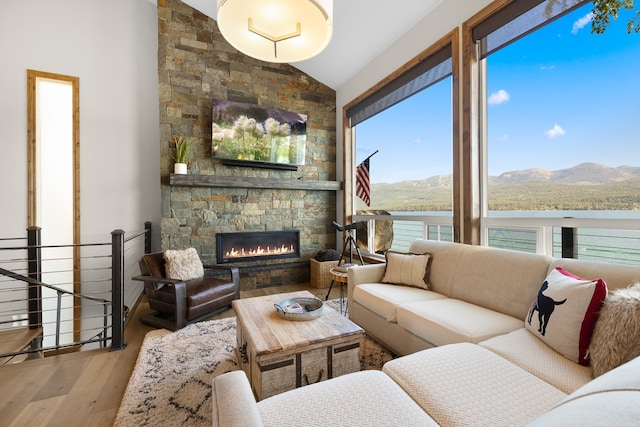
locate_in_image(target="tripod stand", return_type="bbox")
[337,228,364,267]
[325,224,365,307]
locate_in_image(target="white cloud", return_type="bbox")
[488,89,510,105]
[413,138,423,145]
[572,13,593,34]
[545,124,566,138]
[540,65,556,71]
[499,134,509,142]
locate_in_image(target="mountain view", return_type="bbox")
[361,163,640,212]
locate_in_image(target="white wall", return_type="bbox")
[0,0,160,245]
[0,0,491,256]
[334,0,494,222]
[0,0,160,340]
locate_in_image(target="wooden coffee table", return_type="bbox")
[232,290,364,400]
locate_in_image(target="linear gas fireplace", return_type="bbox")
[216,230,300,264]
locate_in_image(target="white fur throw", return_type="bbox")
[164,248,204,281]
[589,283,640,377]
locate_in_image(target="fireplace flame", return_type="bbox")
[225,244,296,259]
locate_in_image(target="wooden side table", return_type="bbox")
[326,267,349,314]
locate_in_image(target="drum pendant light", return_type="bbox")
[216,0,333,63]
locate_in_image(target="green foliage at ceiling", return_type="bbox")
[592,0,639,33]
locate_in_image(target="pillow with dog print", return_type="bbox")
[381,251,432,290]
[525,267,607,366]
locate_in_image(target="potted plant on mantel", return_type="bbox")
[171,136,191,174]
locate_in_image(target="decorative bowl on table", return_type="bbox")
[274,297,323,321]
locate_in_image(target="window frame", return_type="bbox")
[343,0,606,246]
[342,29,461,238]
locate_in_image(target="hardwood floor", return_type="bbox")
[0,283,341,427]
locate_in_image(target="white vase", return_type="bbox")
[174,163,187,174]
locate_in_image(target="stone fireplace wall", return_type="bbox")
[158,0,338,289]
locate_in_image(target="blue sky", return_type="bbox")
[356,4,640,184]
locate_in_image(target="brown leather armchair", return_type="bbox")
[133,252,240,331]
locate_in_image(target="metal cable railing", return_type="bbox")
[0,266,110,357]
[353,213,640,265]
[0,222,151,364]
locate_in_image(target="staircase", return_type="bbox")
[0,327,43,365]
[0,222,152,363]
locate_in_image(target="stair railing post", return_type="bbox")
[561,218,577,259]
[144,221,152,254]
[55,290,63,354]
[110,229,127,351]
[27,226,42,333]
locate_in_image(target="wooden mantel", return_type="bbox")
[170,174,343,191]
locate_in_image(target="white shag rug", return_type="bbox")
[115,301,394,427]
[114,317,238,426]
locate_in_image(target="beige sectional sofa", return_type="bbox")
[212,240,640,426]
[349,240,639,357]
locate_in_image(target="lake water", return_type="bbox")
[391,210,640,219]
[385,210,640,264]
[487,210,640,219]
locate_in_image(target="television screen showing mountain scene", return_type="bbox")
[211,99,307,166]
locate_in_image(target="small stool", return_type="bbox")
[326,267,349,314]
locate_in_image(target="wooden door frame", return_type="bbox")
[27,69,81,342]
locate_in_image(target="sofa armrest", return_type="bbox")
[132,274,183,287]
[347,263,387,303]
[212,371,264,427]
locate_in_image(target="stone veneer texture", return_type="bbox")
[158,0,338,289]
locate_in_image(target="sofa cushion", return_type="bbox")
[353,283,446,323]
[480,328,592,394]
[256,370,438,426]
[527,391,640,426]
[164,248,204,281]
[525,267,607,365]
[381,250,432,289]
[589,283,640,377]
[383,343,567,427]
[549,257,640,293]
[408,239,470,296]
[212,371,263,427]
[397,298,522,345]
[447,244,552,319]
[526,355,640,426]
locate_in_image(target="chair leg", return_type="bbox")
[140,312,179,331]
[174,283,188,330]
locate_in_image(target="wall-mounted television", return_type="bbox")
[211,99,307,170]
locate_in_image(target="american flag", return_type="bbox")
[355,158,371,206]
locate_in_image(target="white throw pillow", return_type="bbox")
[164,248,204,281]
[381,251,432,290]
[589,283,640,377]
[525,267,607,366]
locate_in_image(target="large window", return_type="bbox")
[474,0,640,259]
[483,2,640,218]
[353,80,453,212]
[343,1,639,263]
[345,41,454,251]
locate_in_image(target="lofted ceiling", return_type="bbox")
[148,0,444,89]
